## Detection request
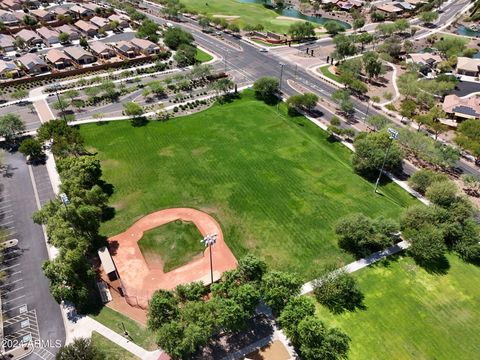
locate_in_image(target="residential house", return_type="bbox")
[52,6,71,18]
[130,38,160,55]
[89,41,115,59]
[377,3,404,15]
[108,14,129,29]
[30,8,56,22]
[395,2,415,11]
[443,94,480,121]
[75,19,98,37]
[89,16,109,31]
[17,53,48,74]
[70,5,94,19]
[56,24,80,41]
[406,53,443,75]
[16,29,42,46]
[0,60,18,78]
[2,0,22,11]
[22,0,40,9]
[45,48,72,69]
[456,57,480,77]
[0,34,15,52]
[36,27,60,45]
[82,3,102,13]
[114,40,137,57]
[0,9,18,25]
[64,46,96,65]
[405,0,427,6]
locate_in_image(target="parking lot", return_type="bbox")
[0,103,42,132]
[0,151,64,359]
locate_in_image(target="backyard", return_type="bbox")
[81,90,415,279]
[316,254,480,359]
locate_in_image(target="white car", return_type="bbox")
[259,48,268,53]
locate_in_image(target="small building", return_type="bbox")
[30,8,56,22]
[17,53,48,74]
[16,29,42,47]
[89,41,115,59]
[0,60,18,78]
[114,40,137,58]
[456,57,480,77]
[89,16,109,31]
[64,46,96,65]
[130,38,160,55]
[36,27,60,45]
[0,34,15,52]
[70,5,94,19]
[443,94,480,120]
[0,9,18,25]
[2,0,22,11]
[56,24,80,41]
[45,48,72,69]
[75,19,99,37]
[108,13,129,29]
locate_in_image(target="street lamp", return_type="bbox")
[201,233,217,285]
[374,127,399,193]
[278,62,285,93]
[53,81,68,122]
[224,50,228,73]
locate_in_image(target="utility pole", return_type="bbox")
[224,50,228,73]
[54,82,68,122]
[277,63,285,113]
[201,233,217,286]
[374,128,399,193]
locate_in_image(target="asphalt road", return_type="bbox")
[1,150,65,359]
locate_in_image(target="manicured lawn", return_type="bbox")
[195,48,213,63]
[316,254,480,359]
[138,220,204,272]
[81,90,415,280]
[318,64,341,83]
[90,307,157,350]
[91,331,139,359]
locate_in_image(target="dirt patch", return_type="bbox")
[246,340,292,360]
[158,145,175,157]
[191,146,210,157]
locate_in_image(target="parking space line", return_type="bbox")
[1,220,14,226]
[0,263,20,271]
[3,295,26,304]
[0,278,22,288]
[5,271,22,279]
[3,303,27,314]
[7,286,25,294]
[3,255,21,262]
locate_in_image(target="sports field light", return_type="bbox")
[374,127,399,193]
[59,192,70,206]
[201,233,217,286]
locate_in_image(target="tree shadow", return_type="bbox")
[101,206,116,222]
[218,93,240,104]
[130,117,149,127]
[413,254,450,275]
[99,180,114,196]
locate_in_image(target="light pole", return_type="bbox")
[363,100,371,124]
[201,233,217,285]
[374,127,399,193]
[224,50,228,73]
[53,81,68,122]
[279,62,285,93]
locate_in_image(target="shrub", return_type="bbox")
[408,169,448,194]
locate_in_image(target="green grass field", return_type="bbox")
[195,48,213,63]
[81,90,415,279]
[91,331,139,359]
[138,220,204,272]
[181,0,316,33]
[90,307,156,350]
[316,254,480,359]
[318,64,341,83]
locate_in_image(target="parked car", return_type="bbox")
[259,48,268,53]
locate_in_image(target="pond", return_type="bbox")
[237,0,351,29]
[457,25,480,37]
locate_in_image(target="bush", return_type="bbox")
[425,180,458,208]
[408,169,448,194]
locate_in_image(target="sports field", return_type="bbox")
[316,254,480,359]
[81,90,415,279]
[138,220,204,272]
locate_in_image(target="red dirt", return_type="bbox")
[108,208,237,309]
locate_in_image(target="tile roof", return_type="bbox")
[64,46,93,60]
[36,26,59,40]
[457,57,480,73]
[75,19,98,32]
[45,48,70,63]
[18,53,46,69]
[130,38,158,50]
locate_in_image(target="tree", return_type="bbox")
[56,156,102,189]
[313,267,364,314]
[261,271,302,314]
[456,119,480,161]
[19,137,44,160]
[278,296,316,345]
[289,21,316,40]
[352,130,403,177]
[362,51,382,81]
[353,17,365,31]
[137,19,160,43]
[198,17,210,30]
[286,93,318,113]
[79,36,88,48]
[56,338,100,360]
[174,44,197,67]
[14,36,26,49]
[58,32,70,44]
[175,282,208,303]
[228,23,240,34]
[335,213,399,257]
[408,169,448,194]
[109,20,120,32]
[147,290,179,331]
[324,21,345,36]
[11,88,28,100]
[332,34,357,60]
[123,102,143,117]
[420,11,439,24]
[22,15,37,27]
[210,77,234,95]
[399,99,416,122]
[366,115,389,131]
[237,254,267,282]
[297,316,350,360]
[378,36,403,59]
[0,114,25,141]
[164,27,194,50]
[355,32,373,52]
[405,226,447,265]
[331,89,353,114]
[425,180,459,208]
[253,76,279,101]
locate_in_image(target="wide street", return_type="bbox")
[0,150,65,359]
